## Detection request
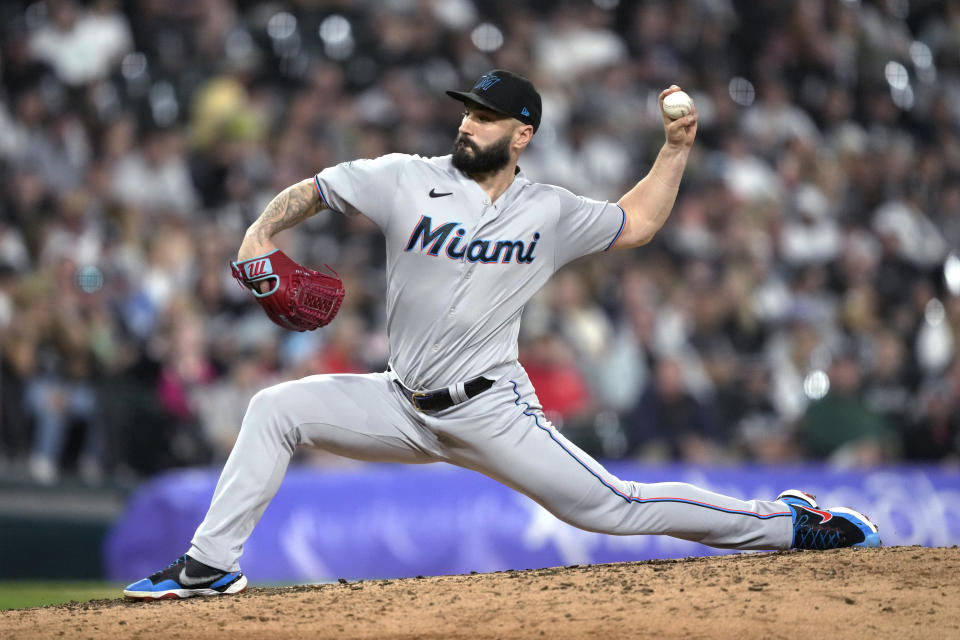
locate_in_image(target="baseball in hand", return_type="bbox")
[662,90,694,120]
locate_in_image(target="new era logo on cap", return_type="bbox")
[521,107,530,117]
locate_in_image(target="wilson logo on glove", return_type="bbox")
[231,249,345,332]
[245,258,272,278]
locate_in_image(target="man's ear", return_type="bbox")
[513,123,534,152]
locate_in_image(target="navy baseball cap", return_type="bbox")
[447,69,542,132]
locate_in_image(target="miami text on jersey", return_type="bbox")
[405,215,539,264]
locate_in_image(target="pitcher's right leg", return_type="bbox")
[190,371,439,571]
[125,371,436,599]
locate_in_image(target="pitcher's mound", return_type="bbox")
[3,546,958,639]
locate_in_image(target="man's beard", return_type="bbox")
[451,132,511,174]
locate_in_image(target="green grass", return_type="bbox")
[0,582,123,610]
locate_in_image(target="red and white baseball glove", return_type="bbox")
[230,249,345,332]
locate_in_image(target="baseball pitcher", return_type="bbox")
[124,70,879,600]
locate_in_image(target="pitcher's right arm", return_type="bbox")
[237,178,327,261]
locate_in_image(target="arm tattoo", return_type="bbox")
[251,180,326,245]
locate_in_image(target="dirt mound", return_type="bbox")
[3,546,958,639]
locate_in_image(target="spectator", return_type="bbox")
[1,319,37,467]
[520,332,592,433]
[862,329,916,431]
[908,356,960,462]
[797,351,898,467]
[626,355,723,463]
[153,308,216,468]
[741,77,819,152]
[112,128,199,216]
[27,0,132,87]
[25,315,105,485]
[728,361,796,464]
[592,268,659,413]
[767,318,829,423]
[872,190,948,272]
[194,346,278,462]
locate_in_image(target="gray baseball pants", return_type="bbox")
[189,364,794,572]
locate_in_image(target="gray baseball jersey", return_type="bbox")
[188,154,794,574]
[313,153,625,389]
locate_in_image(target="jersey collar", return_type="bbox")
[438,154,529,210]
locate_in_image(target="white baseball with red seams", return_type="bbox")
[663,90,694,119]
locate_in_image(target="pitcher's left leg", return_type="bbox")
[439,374,794,550]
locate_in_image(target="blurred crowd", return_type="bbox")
[1,0,959,486]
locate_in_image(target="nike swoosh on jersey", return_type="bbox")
[179,567,225,587]
[429,188,453,198]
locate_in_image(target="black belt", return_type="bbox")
[393,375,495,412]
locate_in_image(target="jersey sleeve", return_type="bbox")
[313,153,412,230]
[554,187,626,267]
